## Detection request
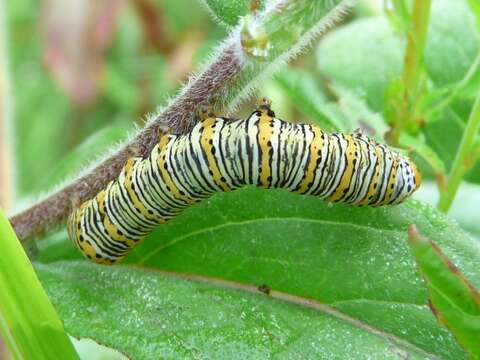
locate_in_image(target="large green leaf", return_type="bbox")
[37,261,436,359]
[37,187,480,358]
[425,0,480,86]
[126,188,478,359]
[316,17,403,112]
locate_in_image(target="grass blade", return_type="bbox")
[0,209,79,360]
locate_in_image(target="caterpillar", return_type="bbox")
[68,99,422,264]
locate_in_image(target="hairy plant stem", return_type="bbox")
[437,94,480,212]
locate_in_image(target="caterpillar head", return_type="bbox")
[393,156,422,204]
[412,161,422,189]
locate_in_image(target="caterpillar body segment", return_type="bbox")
[68,101,421,264]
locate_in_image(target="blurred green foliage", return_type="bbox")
[7,0,222,196]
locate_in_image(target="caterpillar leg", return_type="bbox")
[127,143,143,158]
[154,123,174,156]
[255,97,276,117]
[196,104,217,121]
[156,123,171,141]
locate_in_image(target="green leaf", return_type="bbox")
[13,71,72,195]
[104,62,140,112]
[424,109,465,171]
[37,185,480,358]
[37,261,438,359]
[390,0,411,26]
[275,70,388,137]
[0,210,79,360]
[317,17,404,112]
[118,188,480,358]
[317,8,480,183]
[324,84,389,138]
[200,0,266,27]
[274,69,339,131]
[425,0,480,86]
[408,225,480,358]
[468,0,480,30]
[459,65,480,101]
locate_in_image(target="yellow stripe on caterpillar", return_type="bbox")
[68,99,421,264]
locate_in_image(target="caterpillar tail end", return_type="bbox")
[67,206,120,265]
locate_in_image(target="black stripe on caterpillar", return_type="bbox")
[68,99,422,264]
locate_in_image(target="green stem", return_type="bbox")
[388,0,432,144]
[402,0,431,92]
[437,94,480,212]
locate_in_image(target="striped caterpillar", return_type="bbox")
[68,99,422,264]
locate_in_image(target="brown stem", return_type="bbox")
[10,44,242,242]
